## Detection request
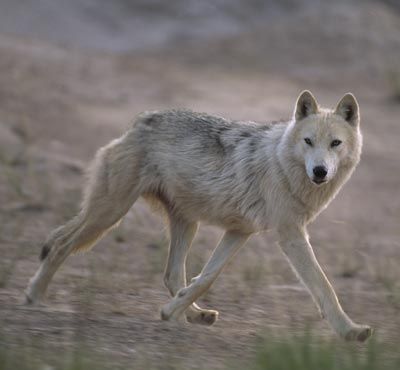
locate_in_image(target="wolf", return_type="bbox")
[25,90,372,341]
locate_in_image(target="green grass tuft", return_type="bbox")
[247,332,399,370]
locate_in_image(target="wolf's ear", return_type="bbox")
[334,93,359,127]
[294,90,319,122]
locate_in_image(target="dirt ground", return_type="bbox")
[0,1,400,369]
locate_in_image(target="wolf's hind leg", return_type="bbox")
[25,134,141,304]
[163,215,219,325]
[162,230,250,321]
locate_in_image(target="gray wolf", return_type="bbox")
[25,90,372,341]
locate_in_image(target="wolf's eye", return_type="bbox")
[304,138,313,146]
[331,139,342,147]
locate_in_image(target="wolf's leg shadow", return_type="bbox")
[25,133,142,304]
[161,230,250,322]
[163,214,219,325]
[277,225,372,342]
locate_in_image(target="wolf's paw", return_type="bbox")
[22,291,45,307]
[160,302,182,322]
[160,306,172,321]
[23,283,47,307]
[23,290,37,306]
[186,309,219,326]
[344,325,373,342]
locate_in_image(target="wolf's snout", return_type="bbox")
[313,166,328,183]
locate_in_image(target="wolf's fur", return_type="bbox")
[25,91,372,341]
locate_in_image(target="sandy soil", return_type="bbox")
[0,1,400,368]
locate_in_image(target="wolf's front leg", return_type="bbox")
[277,225,372,342]
[161,230,250,322]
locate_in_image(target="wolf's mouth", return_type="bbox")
[312,178,327,185]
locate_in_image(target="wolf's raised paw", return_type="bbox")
[186,309,219,326]
[344,325,373,342]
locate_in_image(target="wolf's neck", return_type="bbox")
[290,163,353,222]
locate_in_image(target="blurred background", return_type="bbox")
[0,1,399,369]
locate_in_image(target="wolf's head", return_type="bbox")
[288,90,362,186]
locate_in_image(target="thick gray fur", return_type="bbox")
[25,91,372,341]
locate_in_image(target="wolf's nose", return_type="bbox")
[313,166,327,179]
